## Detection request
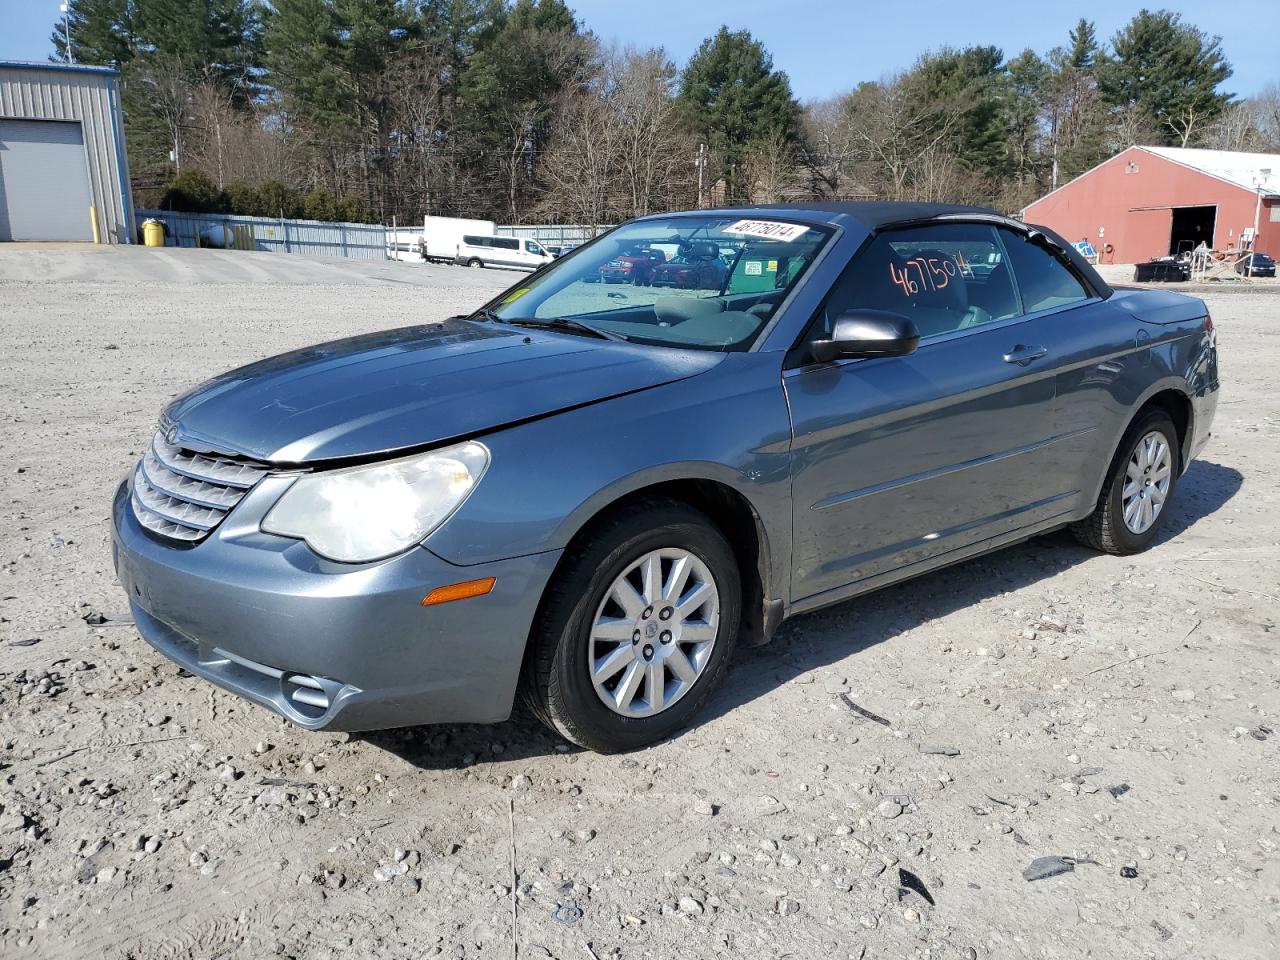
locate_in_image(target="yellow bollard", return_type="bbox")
[89,205,101,244]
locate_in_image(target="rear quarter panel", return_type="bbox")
[1059,289,1216,511]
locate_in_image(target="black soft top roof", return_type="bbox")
[742,201,1002,230]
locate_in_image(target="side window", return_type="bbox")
[497,238,520,251]
[822,223,1021,340]
[1000,229,1091,314]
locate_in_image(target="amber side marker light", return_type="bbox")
[421,577,497,607]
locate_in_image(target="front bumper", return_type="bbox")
[110,479,561,731]
[650,274,690,287]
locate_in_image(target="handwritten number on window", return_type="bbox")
[889,261,917,297]
[889,255,958,298]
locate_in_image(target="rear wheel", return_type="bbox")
[467,258,483,269]
[1072,408,1179,554]
[524,500,740,753]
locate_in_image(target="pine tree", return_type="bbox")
[454,0,593,219]
[1067,20,1096,70]
[678,27,800,198]
[1098,9,1233,147]
[133,0,262,99]
[904,46,1007,177]
[51,0,136,67]
[1045,19,1110,184]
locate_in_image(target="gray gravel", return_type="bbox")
[1,246,1278,959]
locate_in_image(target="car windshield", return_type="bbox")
[483,215,833,351]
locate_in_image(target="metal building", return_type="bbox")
[1023,146,1279,264]
[0,61,134,244]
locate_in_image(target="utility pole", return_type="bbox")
[695,143,706,209]
[1251,168,1271,269]
[60,3,74,64]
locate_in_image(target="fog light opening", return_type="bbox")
[282,673,330,719]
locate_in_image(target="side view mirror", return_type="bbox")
[810,309,920,363]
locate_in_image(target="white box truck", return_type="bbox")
[422,216,496,264]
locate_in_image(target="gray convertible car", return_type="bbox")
[111,202,1219,752]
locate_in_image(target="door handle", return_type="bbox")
[1003,344,1047,366]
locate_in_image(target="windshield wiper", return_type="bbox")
[503,317,629,342]
[465,306,503,323]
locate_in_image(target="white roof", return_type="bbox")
[1141,146,1280,197]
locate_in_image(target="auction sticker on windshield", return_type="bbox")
[724,220,811,242]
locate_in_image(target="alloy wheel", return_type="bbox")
[587,548,720,718]
[1122,430,1172,534]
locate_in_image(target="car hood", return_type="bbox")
[162,319,723,464]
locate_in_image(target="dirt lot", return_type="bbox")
[1,246,1277,960]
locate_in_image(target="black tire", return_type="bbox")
[467,258,483,269]
[523,499,741,753]
[1072,408,1180,554]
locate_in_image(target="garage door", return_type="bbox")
[0,119,93,241]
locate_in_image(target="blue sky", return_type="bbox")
[2,0,1275,101]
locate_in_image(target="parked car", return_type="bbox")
[112,203,1219,753]
[1236,252,1276,278]
[650,241,728,289]
[597,245,666,284]
[455,235,554,271]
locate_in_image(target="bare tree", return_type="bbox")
[1107,102,1160,153]
[1258,83,1280,149]
[841,76,963,201]
[742,128,799,203]
[1200,99,1268,151]
[800,95,862,197]
[609,48,694,216]
[538,87,623,228]
[133,55,197,172]
[538,44,696,226]
[381,47,449,219]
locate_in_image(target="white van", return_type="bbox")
[422,216,496,263]
[455,235,554,271]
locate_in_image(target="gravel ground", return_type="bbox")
[1,246,1277,960]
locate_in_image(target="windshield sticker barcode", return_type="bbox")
[724,220,810,242]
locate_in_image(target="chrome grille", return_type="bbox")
[130,432,269,543]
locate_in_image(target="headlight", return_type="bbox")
[260,441,489,563]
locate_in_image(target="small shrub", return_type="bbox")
[302,187,339,222]
[335,193,372,224]
[249,181,302,219]
[160,169,226,213]
[222,181,259,216]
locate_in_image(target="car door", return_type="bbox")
[785,222,1070,605]
[995,226,1128,509]
[498,238,525,268]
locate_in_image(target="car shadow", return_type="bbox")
[363,458,1242,769]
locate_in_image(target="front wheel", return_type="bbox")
[1072,408,1180,554]
[523,500,740,753]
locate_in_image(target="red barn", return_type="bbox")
[1023,146,1280,263]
